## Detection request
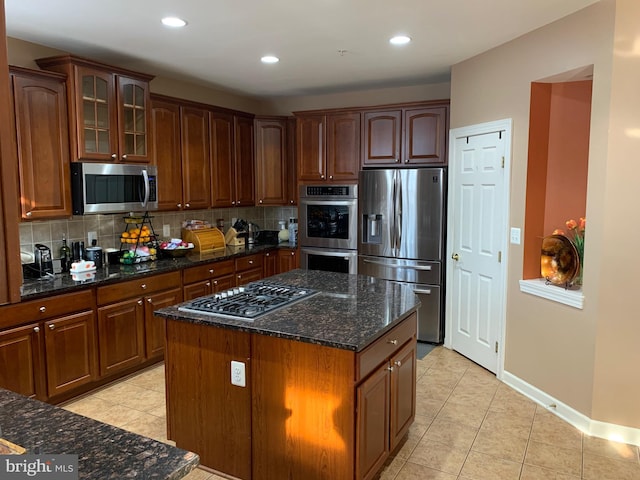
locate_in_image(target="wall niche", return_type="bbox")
[521,66,592,302]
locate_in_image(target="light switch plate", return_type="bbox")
[231,360,246,387]
[510,227,521,245]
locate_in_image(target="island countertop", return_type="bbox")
[0,388,198,479]
[154,269,420,352]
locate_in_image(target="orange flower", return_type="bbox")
[565,219,578,230]
[579,217,586,232]
[552,229,565,235]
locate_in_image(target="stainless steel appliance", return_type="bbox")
[34,243,54,278]
[71,162,158,214]
[299,184,358,274]
[358,168,446,343]
[178,280,319,321]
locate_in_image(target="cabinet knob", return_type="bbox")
[48,324,55,330]
[177,203,182,208]
[320,175,325,179]
[249,260,254,265]
[395,158,400,163]
[232,201,236,205]
[387,339,398,345]
[185,203,190,208]
[394,360,402,367]
[206,282,211,287]
[26,211,32,217]
[138,300,143,305]
[290,200,294,204]
[237,201,241,205]
[291,252,295,256]
[388,366,395,372]
[259,199,263,204]
[111,153,117,160]
[329,175,333,180]
[209,269,214,274]
[122,154,128,161]
[33,326,40,333]
[141,284,147,289]
[265,253,270,257]
[404,159,409,163]
[147,298,153,304]
[39,306,46,313]
[213,280,218,285]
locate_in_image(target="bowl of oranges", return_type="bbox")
[120,225,154,245]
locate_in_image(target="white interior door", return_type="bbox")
[446,120,511,374]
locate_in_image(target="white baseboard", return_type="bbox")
[502,371,640,447]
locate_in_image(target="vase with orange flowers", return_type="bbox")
[552,217,586,286]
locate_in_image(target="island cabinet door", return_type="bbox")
[165,320,252,480]
[389,339,416,450]
[97,298,145,377]
[356,365,390,480]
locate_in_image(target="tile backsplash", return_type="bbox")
[19,206,298,263]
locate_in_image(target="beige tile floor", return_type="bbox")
[62,346,640,480]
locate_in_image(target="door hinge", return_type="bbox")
[501,156,505,168]
[495,341,499,353]
[498,251,502,263]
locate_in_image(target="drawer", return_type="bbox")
[0,289,94,330]
[356,312,417,382]
[183,260,234,284]
[235,254,263,272]
[97,271,181,305]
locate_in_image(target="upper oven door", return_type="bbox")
[299,198,358,249]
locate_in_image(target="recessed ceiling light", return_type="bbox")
[389,35,411,45]
[161,17,187,28]
[261,55,280,64]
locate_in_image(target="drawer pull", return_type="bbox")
[141,284,147,289]
[387,339,398,345]
[39,306,46,313]
[147,298,153,304]
[33,326,40,333]
[249,260,254,265]
[209,269,214,274]
[394,360,402,367]
[138,300,143,306]
[48,324,55,330]
[206,282,211,287]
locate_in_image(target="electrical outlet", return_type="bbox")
[510,227,521,245]
[231,360,246,387]
[87,231,97,245]
[163,224,171,237]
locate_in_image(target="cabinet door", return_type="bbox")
[145,288,182,360]
[389,340,416,450]
[212,274,235,292]
[277,248,298,273]
[326,112,360,181]
[210,110,235,207]
[255,118,287,205]
[44,310,97,398]
[183,280,212,301]
[362,110,401,166]
[181,106,211,210]
[12,70,71,220]
[97,298,145,377]
[263,251,278,278]
[234,115,255,206]
[74,65,118,161]
[403,107,448,165]
[356,364,390,480]
[297,115,325,181]
[0,323,45,400]
[236,268,262,286]
[286,117,297,205]
[117,76,151,163]
[151,98,183,210]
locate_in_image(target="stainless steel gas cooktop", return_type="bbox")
[177,280,318,321]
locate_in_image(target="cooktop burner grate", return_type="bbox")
[177,280,318,321]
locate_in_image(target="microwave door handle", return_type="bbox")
[141,169,150,208]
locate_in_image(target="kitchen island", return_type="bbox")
[0,388,198,479]
[154,269,420,480]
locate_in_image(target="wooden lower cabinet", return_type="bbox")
[144,288,182,360]
[277,248,298,273]
[165,311,417,480]
[0,323,45,399]
[235,253,263,286]
[182,259,235,300]
[263,251,277,278]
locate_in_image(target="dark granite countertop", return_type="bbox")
[0,388,198,479]
[20,243,288,301]
[155,269,420,352]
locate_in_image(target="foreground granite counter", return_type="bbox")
[0,388,198,479]
[155,269,421,351]
[20,244,279,301]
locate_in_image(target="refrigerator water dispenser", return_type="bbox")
[363,214,383,244]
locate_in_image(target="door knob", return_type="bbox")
[451,253,460,261]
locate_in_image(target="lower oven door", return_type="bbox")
[300,247,358,275]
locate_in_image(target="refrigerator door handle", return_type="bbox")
[396,172,402,251]
[391,170,398,251]
[361,258,433,270]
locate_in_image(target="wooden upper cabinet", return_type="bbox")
[297,112,360,183]
[362,110,402,166]
[255,117,287,206]
[36,55,154,163]
[151,96,183,211]
[180,106,211,210]
[286,117,297,205]
[403,107,448,165]
[362,103,449,167]
[234,114,255,207]
[10,67,72,220]
[326,112,360,181]
[210,110,235,207]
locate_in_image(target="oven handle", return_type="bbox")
[301,248,357,259]
[362,258,432,270]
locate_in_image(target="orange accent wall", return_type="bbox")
[523,80,591,279]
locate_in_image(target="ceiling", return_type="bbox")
[5,0,599,98]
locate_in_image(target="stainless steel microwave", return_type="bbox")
[70,163,158,215]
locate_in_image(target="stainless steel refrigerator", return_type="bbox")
[358,168,445,343]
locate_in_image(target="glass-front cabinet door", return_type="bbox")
[118,76,151,163]
[77,66,118,161]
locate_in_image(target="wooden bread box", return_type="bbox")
[181,228,226,252]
